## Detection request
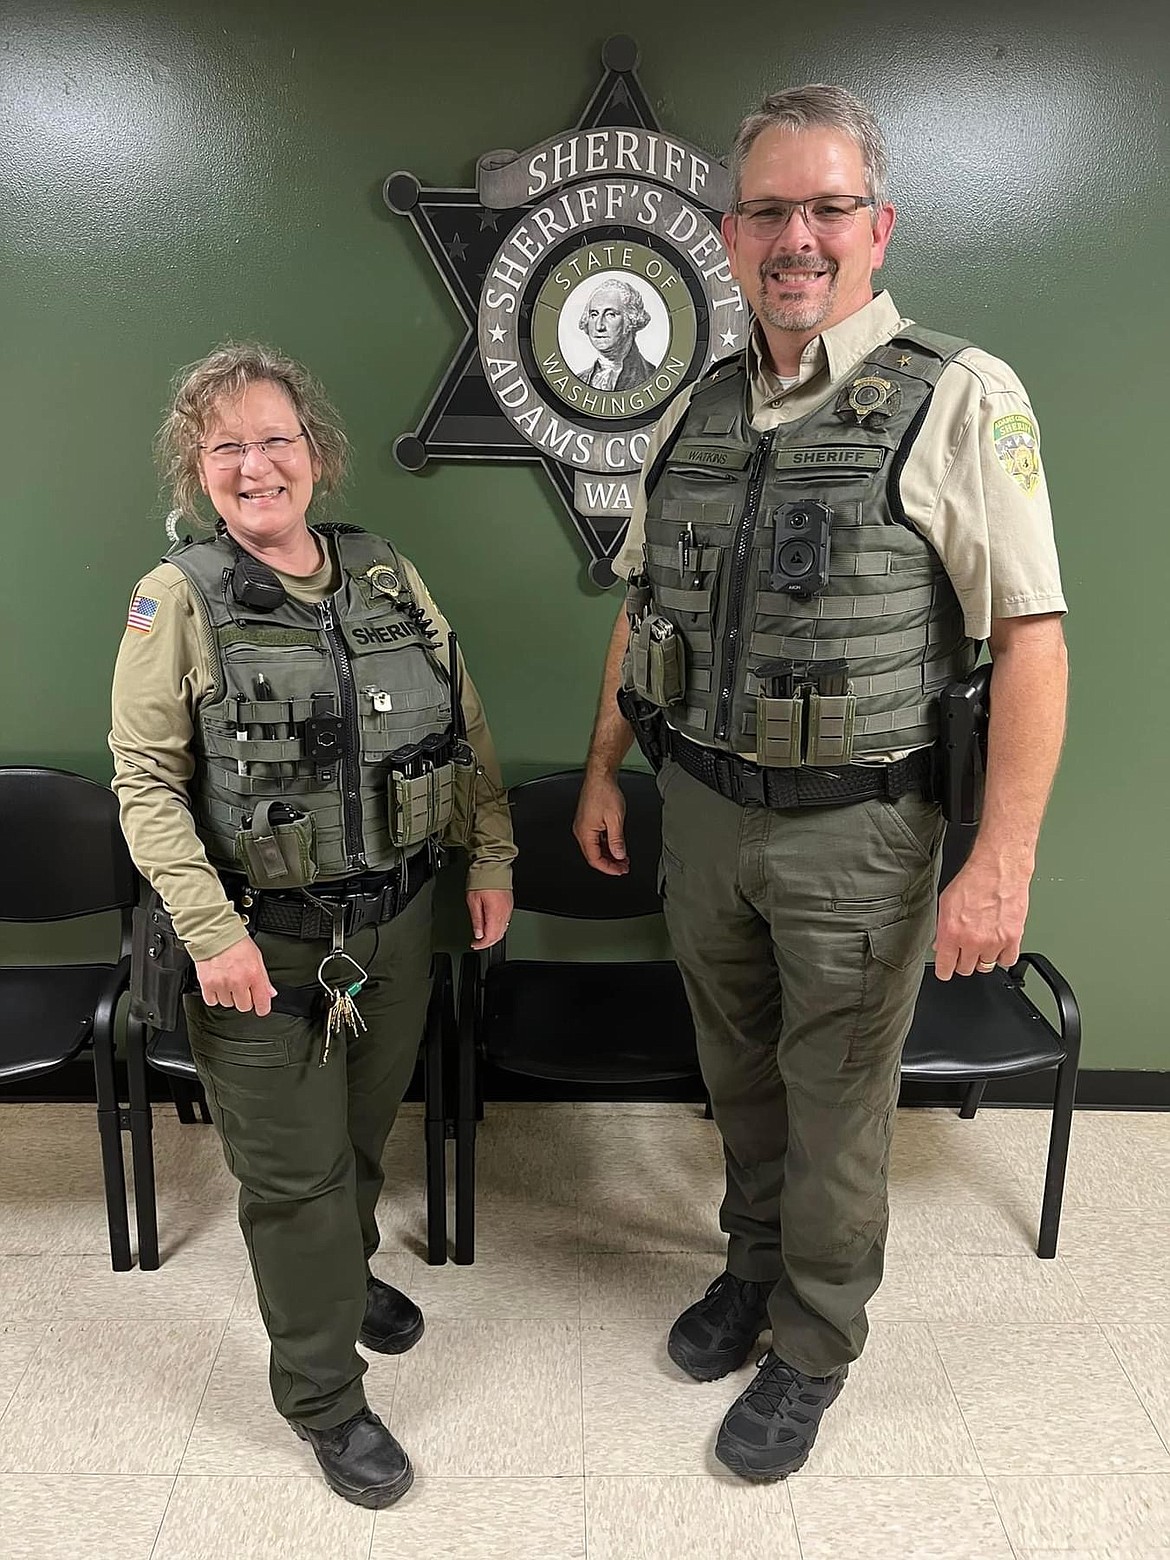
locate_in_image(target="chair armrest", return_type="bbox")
[92,954,132,1041]
[1018,951,1082,1056]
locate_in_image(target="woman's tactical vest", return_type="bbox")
[170,524,461,883]
[632,327,981,764]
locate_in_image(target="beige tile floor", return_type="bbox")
[0,1101,1168,1557]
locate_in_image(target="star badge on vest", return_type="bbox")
[992,413,1041,496]
[836,374,901,424]
[364,564,402,598]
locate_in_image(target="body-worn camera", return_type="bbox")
[770,501,833,597]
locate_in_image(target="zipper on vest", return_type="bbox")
[317,600,367,871]
[714,429,775,744]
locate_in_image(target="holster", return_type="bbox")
[130,887,328,1029]
[936,664,992,824]
[130,889,192,1032]
[616,686,668,774]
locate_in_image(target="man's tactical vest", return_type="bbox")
[169,524,454,880]
[638,326,981,761]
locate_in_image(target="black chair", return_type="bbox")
[124,953,456,1268]
[453,768,700,1262]
[901,822,1081,1258]
[0,768,137,1270]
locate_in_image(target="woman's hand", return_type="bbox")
[194,935,278,1014]
[466,888,513,951]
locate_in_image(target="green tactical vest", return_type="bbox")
[639,325,981,760]
[170,524,454,880]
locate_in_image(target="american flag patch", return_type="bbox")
[127,594,160,633]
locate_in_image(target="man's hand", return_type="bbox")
[194,935,278,1014]
[574,771,629,875]
[467,887,513,950]
[933,856,1030,980]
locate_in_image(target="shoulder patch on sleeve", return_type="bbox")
[126,593,161,633]
[992,413,1041,496]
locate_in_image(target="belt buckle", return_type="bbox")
[345,890,384,936]
[734,759,766,808]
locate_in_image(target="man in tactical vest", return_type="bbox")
[574,86,1067,1481]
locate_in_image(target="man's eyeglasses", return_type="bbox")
[733,195,875,238]
[199,431,308,470]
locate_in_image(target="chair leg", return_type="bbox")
[171,1084,197,1125]
[454,1097,476,1263]
[454,1016,478,1266]
[125,1018,159,1271]
[169,1073,212,1125]
[1038,1058,1078,1258]
[423,965,448,1266]
[91,1026,132,1272]
[959,1081,986,1120]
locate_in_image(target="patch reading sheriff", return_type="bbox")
[384,35,744,587]
[993,413,1041,496]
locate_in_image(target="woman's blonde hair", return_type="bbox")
[155,342,349,525]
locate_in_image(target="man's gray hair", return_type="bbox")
[728,84,890,210]
[579,278,651,334]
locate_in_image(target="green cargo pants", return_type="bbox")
[658,760,942,1376]
[184,881,434,1428]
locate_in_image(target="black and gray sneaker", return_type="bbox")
[666,1272,774,1382]
[359,1275,424,1355]
[715,1350,847,1480]
[292,1407,414,1508]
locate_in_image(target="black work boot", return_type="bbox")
[291,1408,413,1507]
[715,1350,848,1480]
[359,1275,424,1355]
[667,1272,774,1382]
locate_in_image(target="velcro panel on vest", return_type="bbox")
[659,498,737,526]
[220,626,322,651]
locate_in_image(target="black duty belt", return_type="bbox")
[667,728,935,809]
[240,849,436,940]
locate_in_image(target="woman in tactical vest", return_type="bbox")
[110,342,515,1509]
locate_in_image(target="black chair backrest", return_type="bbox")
[0,768,138,921]
[509,769,664,919]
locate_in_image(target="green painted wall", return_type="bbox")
[2,0,1166,1067]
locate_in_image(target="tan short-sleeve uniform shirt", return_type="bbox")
[614,291,1066,643]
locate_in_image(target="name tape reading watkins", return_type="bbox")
[385,35,745,586]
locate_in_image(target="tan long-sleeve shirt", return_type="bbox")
[110,533,514,961]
